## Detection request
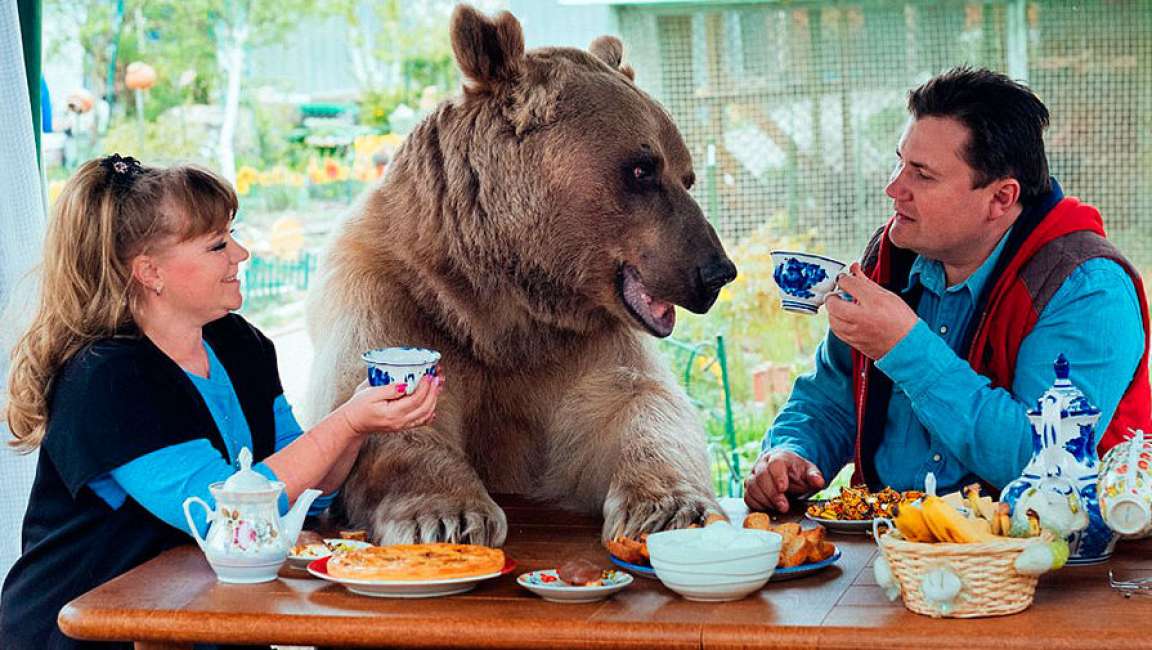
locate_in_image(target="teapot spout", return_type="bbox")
[282,488,323,546]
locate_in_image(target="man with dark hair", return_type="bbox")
[745,67,1151,512]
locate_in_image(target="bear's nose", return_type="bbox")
[698,257,737,293]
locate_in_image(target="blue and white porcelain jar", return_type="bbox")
[1000,355,1115,565]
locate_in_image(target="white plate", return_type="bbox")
[803,514,875,534]
[307,555,515,598]
[769,546,842,581]
[286,539,372,570]
[517,569,633,603]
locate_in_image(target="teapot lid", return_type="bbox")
[1027,354,1100,417]
[220,448,275,492]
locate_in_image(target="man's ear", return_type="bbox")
[589,36,635,81]
[451,4,524,95]
[988,178,1022,222]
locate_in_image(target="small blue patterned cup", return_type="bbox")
[769,251,846,314]
[361,347,441,395]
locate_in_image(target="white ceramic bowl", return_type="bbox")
[646,526,782,601]
[769,250,846,314]
[362,347,441,395]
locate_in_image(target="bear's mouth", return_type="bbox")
[617,264,676,338]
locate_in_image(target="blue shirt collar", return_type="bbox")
[904,225,1013,300]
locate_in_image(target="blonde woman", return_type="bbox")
[0,155,442,650]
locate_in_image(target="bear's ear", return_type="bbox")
[451,5,525,94]
[589,35,635,81]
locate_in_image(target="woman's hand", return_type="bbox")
[337,375,443,435]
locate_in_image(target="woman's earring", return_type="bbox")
[153,284,163,296]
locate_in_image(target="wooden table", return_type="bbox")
[60,496,1152,649]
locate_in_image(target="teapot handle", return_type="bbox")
[182,496,213,552]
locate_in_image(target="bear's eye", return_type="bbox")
[624,158,659,192]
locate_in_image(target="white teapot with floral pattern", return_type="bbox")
[182,447,322,583]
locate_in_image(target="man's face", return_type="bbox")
[884,116,1002,264]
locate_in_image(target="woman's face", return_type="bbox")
[148,222,250,324]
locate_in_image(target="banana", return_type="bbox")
[964,483,997,522]
[922,495,994,543]
[921,496,958,542]
[893,501,935,542]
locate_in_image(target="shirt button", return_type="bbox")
[938,325,949,335]
[932,453,942,462]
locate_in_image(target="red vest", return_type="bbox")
[851,197,1152,488]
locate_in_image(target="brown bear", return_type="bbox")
[305,4,737,547]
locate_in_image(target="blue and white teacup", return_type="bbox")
[361,347,441,395]
[769,251,847,314]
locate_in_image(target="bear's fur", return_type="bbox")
[306,5,737,546]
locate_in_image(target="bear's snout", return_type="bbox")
[678,255,736,314]
[698,256,737,294]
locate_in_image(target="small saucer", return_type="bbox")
[517,569,633,603]
[287,539,372,570]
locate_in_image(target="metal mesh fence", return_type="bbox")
[617,1,1152,265]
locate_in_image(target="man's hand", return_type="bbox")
[825,262,919,360]
[744,449,825,513]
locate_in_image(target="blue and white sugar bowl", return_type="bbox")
[1001,354,1115,565]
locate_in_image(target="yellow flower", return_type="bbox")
[48,179,66,206]
[236,166,260,186]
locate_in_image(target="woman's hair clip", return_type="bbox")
[100,153,143,191]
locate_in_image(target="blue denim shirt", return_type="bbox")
[766,228,1145,495]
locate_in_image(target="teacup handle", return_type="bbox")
[182,496,214,551]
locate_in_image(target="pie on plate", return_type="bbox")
[327,543,506,581]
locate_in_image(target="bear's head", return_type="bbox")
[434,6,736,339]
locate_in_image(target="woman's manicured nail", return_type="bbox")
[395,384,407,394]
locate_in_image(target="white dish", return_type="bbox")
[517,569,633,603]
[307,555,513,598]
[769,546,842,581]
[647,526,781,602]
[286,538,372,570]
[803,514,875,534]
[646,526,783,567]
[650,566,774,602]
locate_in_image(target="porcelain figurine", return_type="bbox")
[1000,355,1114,565]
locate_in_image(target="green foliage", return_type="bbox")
[98,113,216,167]
[673,212,830,398]
[360,89,411,130]
[45,0,330,123]
[663,216,834,493]
[401,55,458,94]
[246,102,308,169]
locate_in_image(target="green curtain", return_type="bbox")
[18,0,41,163]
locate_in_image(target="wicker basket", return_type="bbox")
[875,524,1045,618]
